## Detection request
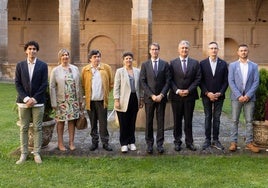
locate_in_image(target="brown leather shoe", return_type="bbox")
[245,142,260,153]
[229,142,237,152]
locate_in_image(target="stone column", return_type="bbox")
[130,0,173,130]
[202,0,225,58]
[131,0,152,67]
[59,0,80,64]
[0,0,8,78]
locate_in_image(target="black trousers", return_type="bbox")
[116,93,138,146]
[145,100,166,147]
[202,97,224,141]
[87,101,109,145]
[171,99,195,146]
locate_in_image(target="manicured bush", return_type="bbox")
[254,68,268,121]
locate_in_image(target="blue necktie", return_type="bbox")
[182,59,187,74]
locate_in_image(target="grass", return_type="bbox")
[1,83,268,188]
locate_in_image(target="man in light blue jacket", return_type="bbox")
[228,44,260,153]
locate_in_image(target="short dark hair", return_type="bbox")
[208,41,218,46]
[24,41,39,51]
[238,44,248,49]
[122,52,133,59]
[88,50,101,60]
[149,42,160,50]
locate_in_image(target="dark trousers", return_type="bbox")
[202,97,224,141]
[116,93,138,146]
[87,101,109,145]
[145,100,166,147]
[171,99,195,145]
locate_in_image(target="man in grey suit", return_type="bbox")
[140,42,171,154]
[228,44,260,153]
[169,40,201,151]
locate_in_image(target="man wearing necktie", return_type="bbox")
[169,40,201,152]
[182,59,187,74]
[153,60,158,76]
[140,42,171,154]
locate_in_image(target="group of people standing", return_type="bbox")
[15,39,260,164]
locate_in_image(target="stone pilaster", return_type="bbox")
[59,0,80,64]
[0,0,8,78]
[131,0,152,67]
[202,0,225,58]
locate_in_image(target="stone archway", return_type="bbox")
[224,38,238,63]
[88,35,117,72]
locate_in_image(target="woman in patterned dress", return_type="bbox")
[50,49,82,151]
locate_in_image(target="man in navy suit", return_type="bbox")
[200,42,228,150]
[169,40,201,151]
[140,42,171,154]
[15,41,48,164]
[228,44,260,153]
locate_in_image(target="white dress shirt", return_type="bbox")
[239,60,249,91]
[91,65,104,101]
[209,57,217,76]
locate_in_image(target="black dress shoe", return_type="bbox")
[186,144,196,151]
[174,144,181,152]
[147,145,153,154]
[157,146,164,154]
[89,143,98,151]
[212,140,225,150]
[103,144,113,151]
[202,140,211,150]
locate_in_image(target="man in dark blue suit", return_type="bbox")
[15,41,48,164]
[169,40,201,151]
[140,42,171,154]
[200,42,228,150]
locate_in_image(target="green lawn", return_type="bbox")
[1,83,268,188]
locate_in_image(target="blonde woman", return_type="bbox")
[114,52,143,153]
[50,49,82,151]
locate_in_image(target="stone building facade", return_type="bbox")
[0,0,268,80]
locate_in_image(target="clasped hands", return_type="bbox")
[25,97,37,108]
[178,89,189,97]
[151,94,163,103]
[206,92,221,102]
[238,95,250,103]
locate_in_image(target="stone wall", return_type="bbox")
[2,0,268,80]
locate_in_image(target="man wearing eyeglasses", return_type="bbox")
[199,42,228,151]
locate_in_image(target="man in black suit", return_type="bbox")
[200,42,228,150]
[140,42,171,154]
[15,41,48,164]
[169,40,201,151]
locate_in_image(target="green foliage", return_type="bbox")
[254,68,268,121]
